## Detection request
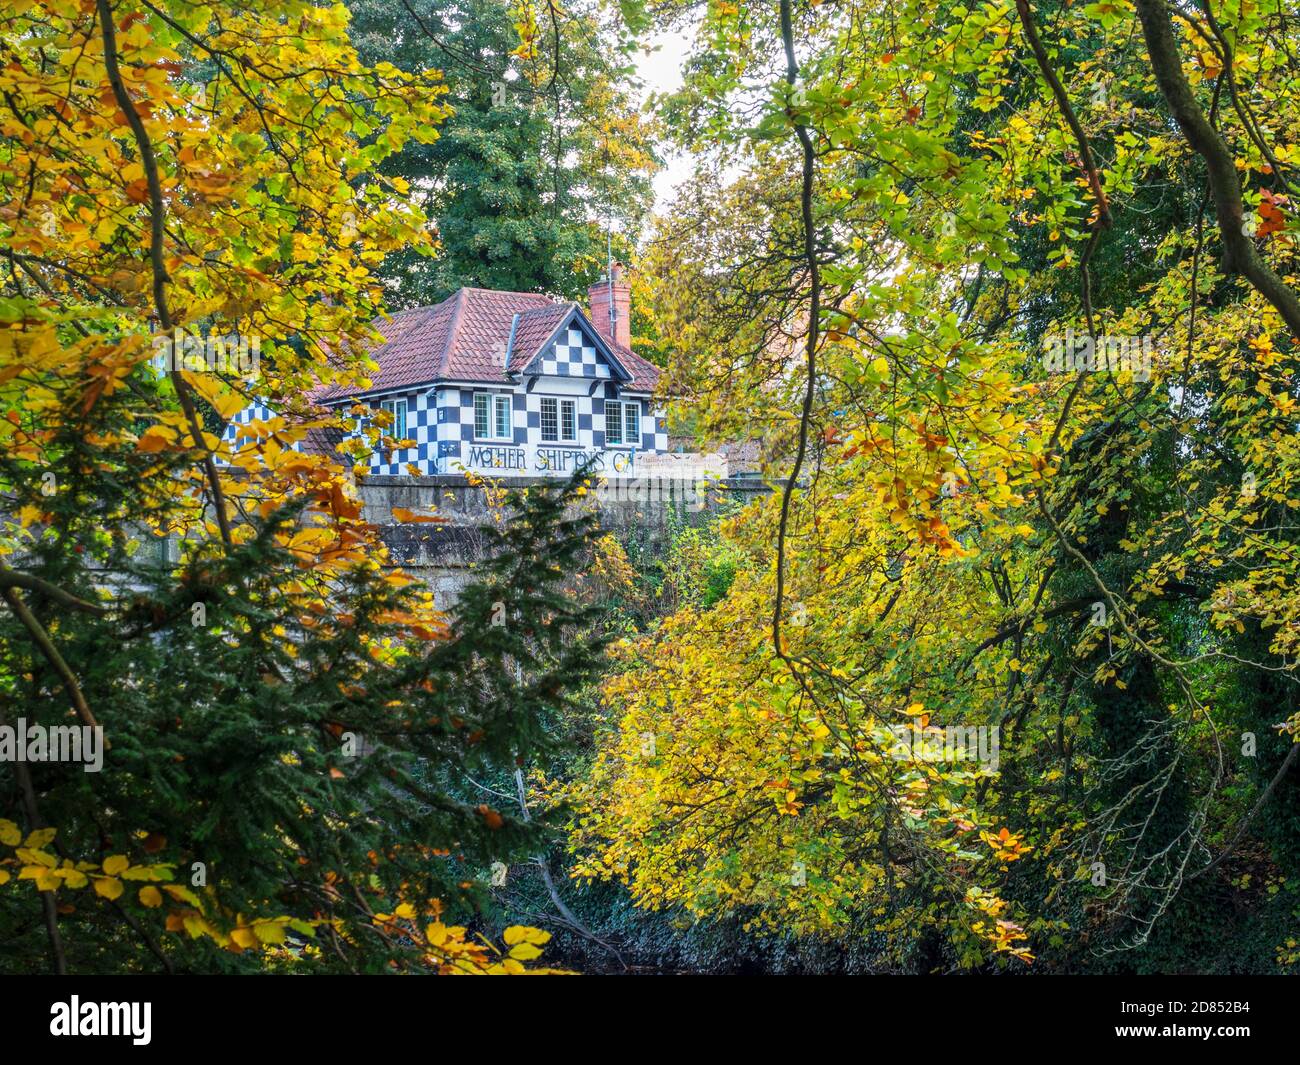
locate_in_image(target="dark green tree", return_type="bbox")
[349,0,658,305]
[0,382,607,973]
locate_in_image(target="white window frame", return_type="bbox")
[606,399,640,447]
[474,392,513,442]
[540,398,579,444]
[378,398,408,442]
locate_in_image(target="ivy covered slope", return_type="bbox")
[0,0,606,974]
[563,0,1300,972]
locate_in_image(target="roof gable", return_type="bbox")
[515,305,632,383]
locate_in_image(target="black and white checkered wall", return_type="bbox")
[224,400,275,436]
[222,326,667,475]
[432,385,666,472]
[591,383,669,452]
[363,388,439,475]
[534,327,614,379]
[220,400,280,459]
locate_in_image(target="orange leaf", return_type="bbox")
[1258,191,1287,237]
[137,425,179,453]
[391,506,446,524]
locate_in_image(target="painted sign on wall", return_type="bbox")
[457,443,638,477]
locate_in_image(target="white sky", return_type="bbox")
[635,28,695,211]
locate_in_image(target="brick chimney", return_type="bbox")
[588,262,631,350]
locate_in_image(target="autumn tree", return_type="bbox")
[567,0,1300,972]
[0,0,602,974]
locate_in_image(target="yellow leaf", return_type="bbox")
[93,876,124,900]
[184,374,247,421]
[24,827,56,849]
[162,884,203,908]
[253,921,286,944]
[507,926,550,946]
[182,915,210,940]
[20,866,61,890]
[0,819,20,846]
[102,854,129,876]
[230,926,257,949]
[138,885,163,908]
[137,425,179,453]
[391,506,446,524]
[16,847,57,867]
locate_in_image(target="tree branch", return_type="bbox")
[1,587,100,730]
[95,0,234,547]
[2,707,68,975]
[1135,0,1300,337]
[772,0,821,667]
[0,568,108,615]
[1015,0,1113,229]
[1190,740,1299,882]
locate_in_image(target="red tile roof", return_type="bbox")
[316,287,661,400]
[608,340,663,394]
[507,304,573,373]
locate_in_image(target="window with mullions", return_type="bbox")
[605,400,640,446]
[474,393,512,440]
[541,398,577,443]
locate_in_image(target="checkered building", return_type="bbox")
[223,277,666,477]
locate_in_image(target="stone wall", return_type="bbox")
[357,474,769,606]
